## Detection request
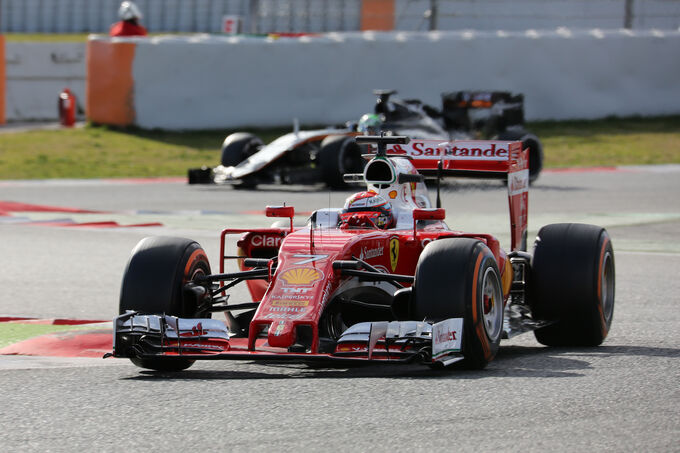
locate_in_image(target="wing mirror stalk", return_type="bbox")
[412,208,446,239]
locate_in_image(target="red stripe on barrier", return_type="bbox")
[0,317,107,325]
[0,317,34,323]
[0,201,104,213]
[26,221,163,228]
[0,330,112,358]
[64,221,118,227]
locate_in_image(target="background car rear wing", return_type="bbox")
[441,91,524,131]
[386,139,529,251]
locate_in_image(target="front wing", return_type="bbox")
[109,312,465,367]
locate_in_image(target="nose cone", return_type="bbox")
[267,320,296,348]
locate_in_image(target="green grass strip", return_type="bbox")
[0,117,678,180]
[530,115,680,168]
[0,323,105,349]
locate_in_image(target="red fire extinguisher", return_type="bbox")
[58,88,76,127]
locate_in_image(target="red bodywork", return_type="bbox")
[219,224,508,355]
[167,139,528,359]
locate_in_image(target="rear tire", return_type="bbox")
[318,135,365,189]
[529,223,615,347]
[498,130,543,183]
[221,132,263,167]
[413,238,504,369]
[119,236,212,371]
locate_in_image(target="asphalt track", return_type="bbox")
[0,167,679,451]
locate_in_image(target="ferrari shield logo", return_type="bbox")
[389,237,399,272]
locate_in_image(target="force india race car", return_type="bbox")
[111,135,613,371]
[187,90,543,188]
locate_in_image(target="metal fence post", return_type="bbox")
[624,0,634,29]
[248,0,260,34]
[429,0,438,31]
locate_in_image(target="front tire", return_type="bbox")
[318,135,365,188]
[413,238,504,369]
[221,132,263,167]
[529,223,615,347]
[119,236,211,371]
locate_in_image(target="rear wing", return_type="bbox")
[441,91,524,131]
[442,91,523,109]
[387,139,529,251]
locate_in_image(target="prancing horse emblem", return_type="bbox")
[389,237,399,272]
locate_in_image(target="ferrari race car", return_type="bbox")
[187,90,543,188]
[111,135,613,371]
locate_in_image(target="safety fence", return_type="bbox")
[396,0,680,31]
[1,0,679,33]
[0,0,362,33]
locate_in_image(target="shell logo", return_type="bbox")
[280,267,323,286]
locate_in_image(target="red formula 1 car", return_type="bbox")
[110,136,615,371]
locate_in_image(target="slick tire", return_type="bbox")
[221,132,263,167]
[529,223,615,347]
[318,135,365,189]
[413,238,504,369]
[120,236,212,371]
[498,130,543,183]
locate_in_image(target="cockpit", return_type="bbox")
[308,148,440,231]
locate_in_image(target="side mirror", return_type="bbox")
[413,208,446,221]
[397,173,425,184]
[266,206,295,218]
[266,206,294,231]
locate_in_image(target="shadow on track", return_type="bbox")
[120,344,678,382]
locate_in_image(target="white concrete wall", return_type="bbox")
[5,42,86,120]
[129,29,680,130]
[7,29,680,125]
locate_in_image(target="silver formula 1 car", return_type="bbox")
[187,90,544,188]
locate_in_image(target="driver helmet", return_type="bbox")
[119,1,143,20]
[339,191,395,229]
[358,113,383,135]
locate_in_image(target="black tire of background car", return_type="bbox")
[220,132,264,167]
[187,166,213,184]
[529,223,615,347]
[119,236,212,371]
[497,130,544,183]
[412,238,504,369]
[318,135,365,189]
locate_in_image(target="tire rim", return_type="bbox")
[481,267,503,340]
[186,263,209,317]
[601,251,615,323]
